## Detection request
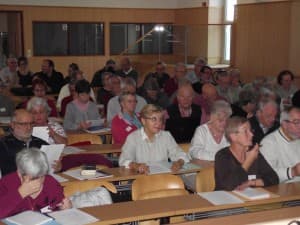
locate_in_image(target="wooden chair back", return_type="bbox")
[63,180,117,197]
[196,166,215,193]
[67,133,102,145]
[132,174,187,201]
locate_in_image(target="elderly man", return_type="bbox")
[116,56,139,82]
[106,77,147,125]
[33,59,65,94]
[165,80,202,143]
[249,99,279,144]
[0,109,48,176]
[260,107,300,183]
[0,56,18,87]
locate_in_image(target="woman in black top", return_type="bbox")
[214,116,278,191]
[17,56,33,87]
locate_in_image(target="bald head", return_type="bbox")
[177,83,194,109]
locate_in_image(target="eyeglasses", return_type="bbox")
[286,120,300,125]
[14,121,34,127]
[144,117,164,123]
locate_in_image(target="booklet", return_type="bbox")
[198,191,244,205]
[40,144,65,174]
[5,210,53,225]
[232,187,270,200]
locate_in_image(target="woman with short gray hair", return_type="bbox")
[189,100,232,161]
[0,148,71,218]
[27,97,67,145]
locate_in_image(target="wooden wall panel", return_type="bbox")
[233,2,291,83]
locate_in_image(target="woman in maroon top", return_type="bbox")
[0,148,71,219]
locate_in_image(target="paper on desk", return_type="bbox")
[51,173,69,183]
[148,161,172,174]
[233,187,270,200]
[33,126,49,143]
[62,146,85,155]
[40,144,65,174]
[5,210,53,225]
[198,191,244,205]
[48,208,98,225]
[63,168,112,180]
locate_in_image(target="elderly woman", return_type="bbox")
[0,148,71,218]
[27,97,67,145]
[189,100,232,161]
[63,79,100,131]
[119,104,189,174]
[214,116,279,191]
[111,91,142,145]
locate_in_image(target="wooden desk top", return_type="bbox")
[80,182,300,225]
[174,205,300,225]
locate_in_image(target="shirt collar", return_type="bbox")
[140,127,161,141]
[124,67,133,75]
[279,127,293,142]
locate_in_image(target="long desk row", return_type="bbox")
[80,182,300,225]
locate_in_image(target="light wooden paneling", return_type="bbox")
[233,1,291,82]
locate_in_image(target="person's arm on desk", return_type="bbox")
[171,159,184,172]
[129,162,149,174]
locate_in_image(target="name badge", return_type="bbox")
[0,108,6,112]
[40,205,52,213]
[248,175,256,180]
[126,126,132,132]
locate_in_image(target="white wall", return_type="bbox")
[0,0,206,9]
[237,0,289,4]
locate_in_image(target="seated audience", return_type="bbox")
[192,65,214,94]
[189,100,231,161]
[107,77,146,125]
[0,81,14,117]
[139,77,170,108]
[16,56,33,88]
[0,56,18,87]
[0,109,48,176]
[164,62,187,97]
[229,68,243,104]
[231,89,257,118]
[0,148,71,218]
[119,104,189,173]
[249,99,279,144]
[60,78,77,117]
[215,70,235,104]
[91,59,116,88]
[21,78,58,117]
[215,116,279,191]
[261,107,300,182]
[111,91,142,145]
[144,61,170,89]
[185,57,207,84]
[116,56,139,82]
[96,72,114,115]
[63,79,100,131]
[33,59,65,94]
[27,97,67,145]
[276,70,298,102]
[57,70,96,112]
[165,80,202,143]
[64,62,79,83]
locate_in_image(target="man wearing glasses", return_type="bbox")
[0,109,48,176]
[260,107,300,182]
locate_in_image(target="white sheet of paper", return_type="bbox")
[5,210,53,225]
[48,208,98,225]
[63,168,112,180]
[232,187,270,200]
[62,146,85,155]
[33,126,49,143]
[40,144,65,174]
[51,173,69,183]
[148,161,172,174]
[198,191,244,205]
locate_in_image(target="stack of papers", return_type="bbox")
[5,210,53,225]
[198,191,244,205]
[48,208,98,225]
[233,187,270,200]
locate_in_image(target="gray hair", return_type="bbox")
[16,148,49,178]
[210,100,232,118]
[120,77,136,90]
[257,99,278,112]
[118,91,136,104]
[27,97,50,114]
[225,116,248,142]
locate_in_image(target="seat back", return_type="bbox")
[196,166,215,193]
[132,174,187,201]
[67,133,102,145]
[63,180,117,197]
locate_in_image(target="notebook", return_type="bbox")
[5,210,52,225]
[198,191,244,205]
[233,187,270,200]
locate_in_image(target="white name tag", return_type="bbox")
[248,175,256,180]
[40,205,52,213]
[126,126,132,132]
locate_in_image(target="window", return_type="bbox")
[224,0,236,62]
[33,22,104,56]
[110,23,173,55]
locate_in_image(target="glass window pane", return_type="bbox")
[110,24,127,55]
